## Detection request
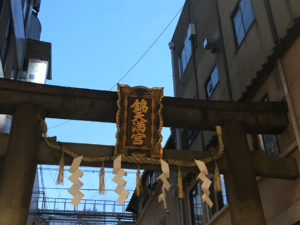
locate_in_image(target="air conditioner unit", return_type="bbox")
[188,23,196,40]
[203,38,220,53]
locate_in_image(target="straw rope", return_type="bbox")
[39,118,224,168]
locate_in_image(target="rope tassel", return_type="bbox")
[99,162,105,195]
[56,152,64,185]
[214,125,223,192]
[177,167,184,199]
[136,166,142,196]
[214,161,222,192]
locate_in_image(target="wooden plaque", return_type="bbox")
[115,84,163,158]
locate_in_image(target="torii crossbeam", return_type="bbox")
[0,79,297,225]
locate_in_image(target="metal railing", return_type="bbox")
[29,194,136,225]
[35,197,130,213]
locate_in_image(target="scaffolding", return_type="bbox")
[29,194,136,225]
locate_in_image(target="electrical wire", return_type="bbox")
[43,187,134,192]
[47,5,183,130]
[108,5,183,91]
[41,167,138,174]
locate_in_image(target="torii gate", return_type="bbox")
[0,79,298,225]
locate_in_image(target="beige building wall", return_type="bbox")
[129,0,300,225]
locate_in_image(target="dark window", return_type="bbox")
[256,134,280,156]
[256,96,280,156]
[0,0,4,14]
[190,182,203,225]
[1,18,12,65]
[205,66,219,98]
[187,129,198,146]
[178,31,192,79]
[23,0,29,23]
[190,177,227,224]
[232,0,254,46]
[182,129,198,149]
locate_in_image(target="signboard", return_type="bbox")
[115,84,163,158]
[26,58,48,84]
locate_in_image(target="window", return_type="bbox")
[178,31,192,79]
[1,18,12,64]
[256,134,280,156]
[187,129,198,146]
[205,66,219,98]
[190,177,227,224]
[182,129,199,149]
[23,0,29,24]
[256,96,280,156]
[232,0,254,46]
[190,182,203,225]
[0,0,4,14]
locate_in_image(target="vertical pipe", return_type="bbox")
[0,104,42,225]
[223,121,266,225]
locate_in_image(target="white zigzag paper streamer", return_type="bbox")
[195,160,213,208]
[158,159,171,209]
[112,155,130,205]
[68,155,84,207]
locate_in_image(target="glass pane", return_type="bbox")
[178,47,186,79]
[178,55,183,78]
[211,66,219,87]
[206,66,219,97]
[206,80,212,97]
[23,0,28,17]
[221,175,227,205]
[241,0,254,31]
[184,34,192,63]
[262,134,280,156]
[182,47,187,72]
[191,182,203,225]
[233,9,245,45]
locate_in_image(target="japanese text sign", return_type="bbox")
[115,84,163,158]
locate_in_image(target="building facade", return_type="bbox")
[0,0,52,133]
[127,0,300,224]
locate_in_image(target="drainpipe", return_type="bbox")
[277,59,300,151]
[187,0,200,99]
[169,41,178,97]
[169,41,182,150]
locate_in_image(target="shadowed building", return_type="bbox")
[127,0,300,224]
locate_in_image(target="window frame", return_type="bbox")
[190,182,203,225]
[190,177,226,225]
[231,0,255,47]
[178,28,193,79]
[255,95,281,156]
[205,65,219,98]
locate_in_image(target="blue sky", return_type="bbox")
[37,0,184,207]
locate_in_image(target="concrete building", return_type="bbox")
[127,0,300,224]
[0,0,52,133]
[0,1,51,224]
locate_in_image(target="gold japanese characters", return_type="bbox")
[131,99,149,145]
[115,84,163,157]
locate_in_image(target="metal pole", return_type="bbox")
[0,104,42,225]
[223,121,266,225]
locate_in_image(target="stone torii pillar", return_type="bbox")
[223,121,266,225]
[0,105,42,225]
